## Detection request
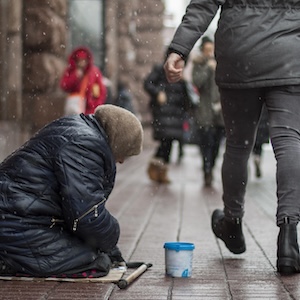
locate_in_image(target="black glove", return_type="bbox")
[107,246,125,266]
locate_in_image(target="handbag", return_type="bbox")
[64,75,89,115]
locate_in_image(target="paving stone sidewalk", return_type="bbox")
[1,137,300,299]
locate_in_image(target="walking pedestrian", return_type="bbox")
[192,36,225,186]
[115,79,136,114]
[144,63,195,183]
[164,0,300,274]
[60,46,107,115]
[0,105,143,277]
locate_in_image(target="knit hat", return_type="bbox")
[94,104,143,159]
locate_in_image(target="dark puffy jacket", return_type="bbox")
[144,64,191,141]
[169,0,300,88]
[0,114,119,276]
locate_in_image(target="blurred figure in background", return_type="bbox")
[192,37,225,187]
[144,62,195,184]
[253,105,269,178]
[60,46,107,115]
[102,75,114,105]
[115,79,136,114]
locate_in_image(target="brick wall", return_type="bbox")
[0,0,166,159]
[105,0,165,122]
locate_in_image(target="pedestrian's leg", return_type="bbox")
[221,89,263,218]
[198,127,214,186]
[152,139,172,183]
[211,126,225,169]
[266,86,300,274]
[177,140,184,164]
[212,88,263,254]
[253,143,262,178]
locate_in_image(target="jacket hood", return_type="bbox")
[94,104,143,159]
[67,46,93,71]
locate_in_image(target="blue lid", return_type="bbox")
[164,242,195,251]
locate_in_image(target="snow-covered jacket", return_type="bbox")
[60,47,107,114]
[0,114,119,276]
[169,0,300,88]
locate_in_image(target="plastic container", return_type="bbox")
[164,242,195,278]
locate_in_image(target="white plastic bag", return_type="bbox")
[64,94,86,116]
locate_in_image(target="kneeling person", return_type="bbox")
[0,104,143,277]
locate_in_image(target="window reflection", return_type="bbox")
[68,0,104,69]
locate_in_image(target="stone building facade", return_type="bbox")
[0,0,165,160]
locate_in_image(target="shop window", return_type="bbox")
[67,0,105,69]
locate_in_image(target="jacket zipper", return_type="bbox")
[72,198,106,232]
[50,218,64,228]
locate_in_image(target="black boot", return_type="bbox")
[277,217,300,275]
[211,209,246,254]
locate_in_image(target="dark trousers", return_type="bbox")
[198,126,225,174]
[155,138,184,164]
[155,138,173,163]
[220,86,300,225]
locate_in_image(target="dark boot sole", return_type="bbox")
[212,225,246,254]
[213,229,246,254]
[211,209,246,254]
[277,257,300,275]
[225,243,246,254]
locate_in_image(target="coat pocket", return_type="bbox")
[72,198,106,232]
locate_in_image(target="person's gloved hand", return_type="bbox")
[107,246,125,266]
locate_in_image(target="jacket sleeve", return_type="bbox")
[169,0,221,58]
[192,60,212,90]
[85,67,107,113]
[144,65,164,99]
[60,68,82,93]
[54,136,119,252]
[93,66,107,103]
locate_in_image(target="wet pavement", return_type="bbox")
[1,130,300,299]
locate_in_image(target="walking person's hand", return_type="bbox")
[164,53,184,83]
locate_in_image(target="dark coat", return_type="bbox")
[169,0,300,88]
[115,83,135,114]
[144,64,192,141]
[192,55,224,127]
[0,114,119,276]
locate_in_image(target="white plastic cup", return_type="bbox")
[164,242,195,278]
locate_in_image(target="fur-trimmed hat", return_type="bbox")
[94,104,143,159]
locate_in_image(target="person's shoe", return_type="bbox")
[158,162,171,184]
[277,217,300,275]
[147,158,170,184]
[147,158,161,182]
[211,209,246,254]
